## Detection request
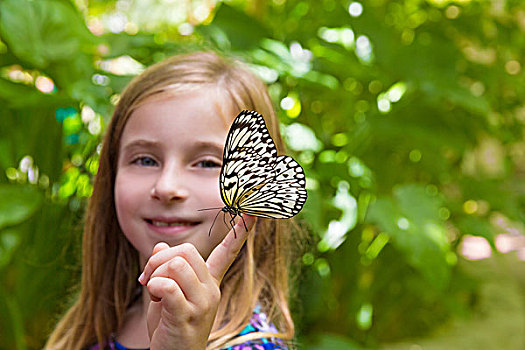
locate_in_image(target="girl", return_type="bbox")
[45,51,299,350]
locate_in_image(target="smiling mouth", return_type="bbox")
[145,219,199,227]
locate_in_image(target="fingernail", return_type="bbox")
[138,272,145,285]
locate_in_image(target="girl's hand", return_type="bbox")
[139,215,256,350]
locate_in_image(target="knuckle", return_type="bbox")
[149,252,163,267]
[195,285,220,313]
[168,256,186,273]
[164,280,178,294]
[179,242,197,256]
[179,242,194,251]
[209,285,221,304]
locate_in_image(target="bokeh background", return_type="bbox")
[1,0,524,349]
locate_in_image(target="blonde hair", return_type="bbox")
[46,51,297,350]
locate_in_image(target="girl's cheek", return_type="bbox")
[194,175,222,202]
[115,172,148,208]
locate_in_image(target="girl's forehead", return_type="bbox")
[132,86,237,127]
[119,88,238,150]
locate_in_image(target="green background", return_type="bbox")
[0,0,524,349]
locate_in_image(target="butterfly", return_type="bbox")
[202,110,307,237]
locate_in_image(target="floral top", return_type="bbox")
[222,307,287,350]
[88,307,288,350]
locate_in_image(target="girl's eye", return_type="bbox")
[132,156,157,167]
[197,159,221,168]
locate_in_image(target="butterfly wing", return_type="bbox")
[237,155,307,218]
[220,110,277,207]
[220,110,307,219]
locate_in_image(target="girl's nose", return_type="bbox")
[150,169,189,202]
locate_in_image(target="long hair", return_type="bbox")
[46,51,298,350]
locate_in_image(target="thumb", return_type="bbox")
[206,214,256,283]
[147,300,162,339]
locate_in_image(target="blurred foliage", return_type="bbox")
[1,0,524,349]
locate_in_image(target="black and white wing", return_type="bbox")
[219,110,307,219]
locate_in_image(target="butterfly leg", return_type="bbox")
[220,209,237,239]
[239,214,249,232]
[228,211,238,239]
[222,210,229,229]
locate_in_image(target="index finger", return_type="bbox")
[206,214,256,283]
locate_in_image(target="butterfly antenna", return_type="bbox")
[208,209,222,237]
[198,207,223,211]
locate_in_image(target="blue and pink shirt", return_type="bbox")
[88,308,288,350]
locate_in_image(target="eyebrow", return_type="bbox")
[121,139,161,152]
[192,141,224,153]
[120,139,224,154]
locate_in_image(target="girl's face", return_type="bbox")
[115,88,233,266]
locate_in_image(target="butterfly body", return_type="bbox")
[215,110,307,233]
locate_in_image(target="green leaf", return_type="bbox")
[0,77,68,110]
[0,185,42,230]
[0,228,20,268]
[457,216,496,248]
[306,333,363,350]
[395,184,443,226]
[198,3,270,50]
[367,184,451,290]
[0,286,27,350]
[0,0,95,68]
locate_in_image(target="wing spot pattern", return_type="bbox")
[218,110,307,222]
